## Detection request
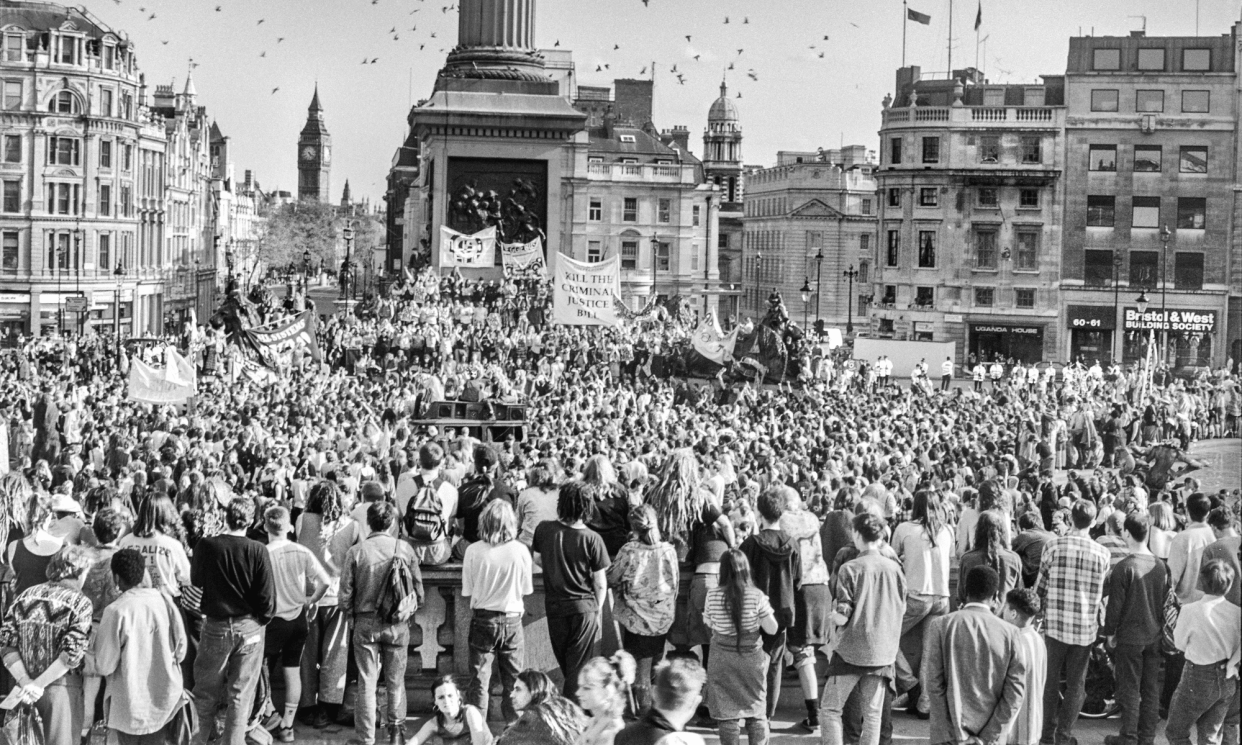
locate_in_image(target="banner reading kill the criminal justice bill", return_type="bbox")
[552,253,620,326]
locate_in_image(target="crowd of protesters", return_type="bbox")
[0,268,1238,745]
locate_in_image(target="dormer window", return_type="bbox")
[619,134,636,143]
[620,158,638,164]
[3,32,24,63]
[102,44,115,70]
[55,35,77,65]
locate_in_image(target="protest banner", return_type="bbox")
[440,226,496,267]
[692,311,739,364]
[129,351,196,404]
[245,311,322,366]
[499,237,547,278]
[552,253,620,326]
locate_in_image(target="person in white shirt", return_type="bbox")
[940,357,955,392]
[1168,493,1217,604]
[462,499,533,722]
[972,363,986,393]
[989,361,1005,388]
[1166,560,1241,745]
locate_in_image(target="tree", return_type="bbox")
[255,202,339,274]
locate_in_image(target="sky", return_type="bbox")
[93,0,1241,206]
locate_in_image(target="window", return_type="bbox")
[692,205,700,227]
[1,231,17,273]
[2,81,20,111]
[1,135,19,164]
[587,241,602,263]
[120,93,132,119]
[921,137,939,163]
[859,234,870,254]
[98,184,111,217]
[1131,196,1161,228]
[1182,49,1210,71]
[977,188,999,208]
[619,135,636,143]
[1137,48,1165,70]
[51,90,78,114]
[1182,91,1209,113]
[1093,48,1121,70]
[887,188,901,207]
[1019,189,1039,208]
[974,288,995,307]
[889,137,902,165]
[621,240,637,270]
[2,180,19,213]
[622,197,637,222]
[99,140,112,169]
[1087,195,1115,227]
[102,44,115,70]
[657,198,671,224]
[1015,288,1036,309]
[1177,197,1206,229]
[120,185,131,217]
[1179,146,1208,174]
[53,233,70,270]
[1088,144,1117,171]
[917,231,936,267]
[100,89,113,117]
[858,261,869,283]
[3,33,23,62]
[1015,230,1039,269]
[1174,252,1203,290]
[861,198,872,215]
[1091,90,1119,112]
[656,241,670,271]
[122,144,132,171]
[56,35,76,65]
[915,287,934,307]
[979,135,1000,164]
[885,230,899,267]
[1135,90,1164,113]
[1084,250,1114,285]
[974,229,998,269]
[881,285,896,304]
[1133,145,1162,172]
[918,188,938,207]
[48,137,80,166]
[1020,137,1041,164]
[1130,251,1158,287]
[588,198,601,221]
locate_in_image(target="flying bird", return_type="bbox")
[613,44,620,50]
[419,44,425,49]
[849,22,859,28]
[743,17,749,23]
[430,32,437,37]
[391,27,397,33]
[818,52,825,58]
[685,35,691,42]
[737,49,744,55]
[639,66,647,74]
[727,62,734,70]
[257,18,264,24]
[215,5,221,10]
[161,40,169,45]
[693,54,700,61]
[823,35,830,40]
[736,92,742,98]
[260,51,266,57]
[277,37,284,42]
[604,63,610,69]
[596,65,602,71]
[642,0,648,5]
[271,87,279,94]
[670,64,678,72]
[554,40,560,46]
[724,16,729,23]
[371,57,379,63]
[147,12,155,19]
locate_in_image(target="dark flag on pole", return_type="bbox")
[908,7,932,24]
[974,2,982,30]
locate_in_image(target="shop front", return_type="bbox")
[0,292,29,344]
[1067,305,1116,365]
[1121,307,1216,368]
[969,323,1045,364]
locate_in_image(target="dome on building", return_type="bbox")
[708,82,739,123]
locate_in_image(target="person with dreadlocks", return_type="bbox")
[890,490,952,719]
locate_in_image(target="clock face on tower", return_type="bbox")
[301,146,317,162]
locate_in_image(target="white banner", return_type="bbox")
[128,354,196,404]
[500,237,547,278]
[440,226,496,268]
[692,311,739,364]
[553,253,620,326]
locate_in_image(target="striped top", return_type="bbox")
[0,581,93,678]
[704,586,773,637]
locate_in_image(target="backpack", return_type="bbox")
[376,536,420,625]
[402,474,448,543]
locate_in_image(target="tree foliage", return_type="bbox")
[256,202,339,271]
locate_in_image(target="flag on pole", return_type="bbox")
[907,7,931,24]
[974,2,982,30]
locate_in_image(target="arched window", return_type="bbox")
[49,90,79,114]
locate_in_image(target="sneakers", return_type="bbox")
[388,724,407,745]
[793,717,819,733]
[891,692,910,709]
[274,727,295,743]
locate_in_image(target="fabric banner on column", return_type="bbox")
[552,253,620,326]
[440,226,497,268]
[499,237,546,278]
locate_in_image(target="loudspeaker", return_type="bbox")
[432,402,455,419]
[507,404,526,421]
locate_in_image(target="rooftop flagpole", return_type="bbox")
[947,0,953,78]
[903,0,908,68]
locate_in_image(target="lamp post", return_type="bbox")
[1112,250,1123,365]
[843,264,859,336]
[1136,290,1150,368]
[302,249,311,290]
[113,262,124,360]
[341,222,356,301]
[651,236,659,300]
[814,248,824,327]
[73,228,84,335]
[753,251,762,315]
[799,277,812,331]
[1158,225,1170,366]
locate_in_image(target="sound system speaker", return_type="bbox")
[651,354,667,378]
[433,402,455,419]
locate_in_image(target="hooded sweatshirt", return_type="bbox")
[741,527,802,629]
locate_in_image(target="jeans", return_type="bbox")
[821,673,885,745]
[762,629,787,719]
[844,680,893,745]
[299,604,350,707]
[894,593,948,709]
[546,611,599,701]
[719,717,768,745]
[352,612,410,745]
[34,676,83,745]
[1113,641,1162,745]
[1222,682,1240,745]
[192,616,266,745]
[1167,661,1237,745]
[1040,636,1091,745]
[467,610,524,722]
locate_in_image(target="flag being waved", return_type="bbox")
[907,7,931,24]
[129,347,197,404]
[692,311,740,365]
[974,1,982,30]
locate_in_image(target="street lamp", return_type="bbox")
[113,262,125,360]
[341,221,356,301]
[1111,250,1123,365]
[303,249,311,290]
[73,228,84,335]
[1136,291,1149,314]
[843,264,859,336]
[799,277,812,330]
[814,248,824,329]
[650,236,660,300]
[1159,224,1170,366]
[753,251,762,315]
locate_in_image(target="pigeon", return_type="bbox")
[724,16,729,23]
[554,40,560,46]
[736,92,742,98]
[257,18,264,24]
[685,35,691,42]
[596,65,602,71]
[147,12,155,19]
[613,44,620,50]
[639,66,647,74]
[743,17,749,23]
[271,87,279,94]
[693,54,700,61]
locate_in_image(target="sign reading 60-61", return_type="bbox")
[1123,308,1216,333]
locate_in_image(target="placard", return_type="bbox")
[553,253,620,326]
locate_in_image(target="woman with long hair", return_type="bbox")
[410,676,493,745]
[606,505,678,710]
[1146,501,1176,561]
[516,461,560,548]
[890,489,953,718]
[582,455,630,558]
[5,493,65,596]
[496,670,586,745]
[703,549,778,745]
[572,653,634,745]
[957,510,1023,607]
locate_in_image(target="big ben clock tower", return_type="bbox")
[297,86,331,203]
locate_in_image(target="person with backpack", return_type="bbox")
[340,501,424,745]
[396,443,458,566]
[454,444,517,559]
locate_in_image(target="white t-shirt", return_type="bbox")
[892,522,953,597]
[119,532,192,597]
[461,540,533,613]
[267,539,330,621]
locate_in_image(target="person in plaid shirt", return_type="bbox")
[1034,499,1110,745]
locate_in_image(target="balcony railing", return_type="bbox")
[586,161,697,184]
[883,105,1060,128]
